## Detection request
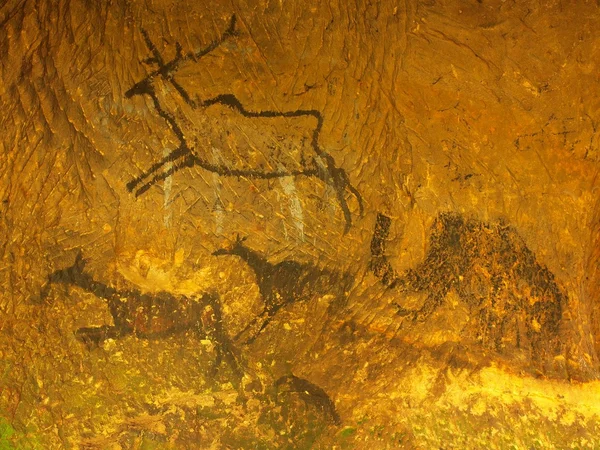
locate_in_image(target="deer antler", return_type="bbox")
[234,234,248,245]
[226,14,238,37]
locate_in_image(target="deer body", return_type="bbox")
[213,237,349,343]
[125,16,363,233]
[370,213,564,359]
[41,253,242,379]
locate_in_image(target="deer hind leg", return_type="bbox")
[317,163,363,234]
[525,304,550,371]
[525,300,558,373]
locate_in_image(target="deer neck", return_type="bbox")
[235,247,269,277]
[60,270,118,300]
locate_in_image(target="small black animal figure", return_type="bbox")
[369,212,564,360]
[213,235,350,343]
[274,374,341,426]
[40,252,242,380]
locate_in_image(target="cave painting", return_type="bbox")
[5,2,600,448]
[40,249,343,428]
[125,15,363,233]
[212,235,351,344]
[370,212,565,368]
[40,251,243,382]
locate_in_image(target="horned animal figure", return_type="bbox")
[124,14,363,233]
[40,252,242,380]
[213,235,350,343]
[370,212,565,360]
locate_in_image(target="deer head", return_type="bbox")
[39,251,88,301]
[212,234,248,257]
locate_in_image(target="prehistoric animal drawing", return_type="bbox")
[40,252,243,380]
[124,15,363,233]
[274,374,341,426]
[213,235,351,343]
[369,212,565,359]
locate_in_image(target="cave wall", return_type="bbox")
[2,0,600,447]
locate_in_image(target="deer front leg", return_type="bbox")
[199,294,244,384]
[412,292,446,322]
[126,145,190,192]
[238,308,275,345]
[233,309,268,343]
[246,308,280,345]
[233,302,283,345]
[494,315,511,352]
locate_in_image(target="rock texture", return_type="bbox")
[1,0,600,448]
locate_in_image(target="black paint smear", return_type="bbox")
[369,212,565,359]
[369,213,398,286]
[40,252,243,382]
[125,15,363,233]
[275,374,341,426]
[213,235,351,344]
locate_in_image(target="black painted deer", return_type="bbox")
[370,212,565,361]
[124,15,363,233]
[40,252,243,380]
[213,235,351,344]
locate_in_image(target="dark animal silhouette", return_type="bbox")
[370,212,565,360]
[213,236,350,343]
[124,15,363,233]
[274,374,341,426]
[40,252,242,380]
